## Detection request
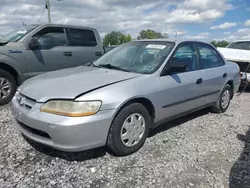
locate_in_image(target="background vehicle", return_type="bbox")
[217,40,250,87]
[12,40,240,156]
[104,45,117,53]
[0,23,104,105]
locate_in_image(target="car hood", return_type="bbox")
[19,66,142,102]
[0,41,8,46]
[217,47,250,62]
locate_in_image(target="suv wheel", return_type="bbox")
[107,103,151,156]
[211,84,232,113]
[0,69,16,105]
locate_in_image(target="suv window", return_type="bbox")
[227,41,250,50]
[33,27,66,50]
[66,28,97,47]
[196,43,222,69]
[171,44,197,71]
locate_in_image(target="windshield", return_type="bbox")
[94,41,175,74]
[227,42,250,50]
[0,25,37,42]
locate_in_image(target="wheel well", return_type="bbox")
[226,80,234,99]
[0,63,19,84]
[118,98,155,120]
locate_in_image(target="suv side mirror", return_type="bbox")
[28,37,40,50]
[164,62,187,75]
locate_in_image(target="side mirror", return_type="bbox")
[28,37,40,50]
[164,62,187,75]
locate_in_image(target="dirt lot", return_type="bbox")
[0,92,250,188]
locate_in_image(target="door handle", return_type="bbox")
[95,52,102,56]
[64,52,72,57]
[196,78,203,84]
[223,73,227,78]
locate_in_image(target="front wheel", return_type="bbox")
[0,69,16,105]
[211,84,232,113]
[107,103,152,156]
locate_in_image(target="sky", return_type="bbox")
[0,0,250,41]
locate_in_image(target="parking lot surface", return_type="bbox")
[0,92,250,188]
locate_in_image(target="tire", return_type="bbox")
[211,84,232,113]
[107,103,152,156]
[0,69,16,105]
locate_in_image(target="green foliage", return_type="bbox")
[103,30,168,46]
[103,31,132,46]
[137,29,167,40]
[210,40,230,48]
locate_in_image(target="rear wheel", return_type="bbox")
[211,84,232,113]
[0,69,16,105]
[107,103,151,156]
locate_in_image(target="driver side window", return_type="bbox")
[171,44,197,72]
[33,27,67,50]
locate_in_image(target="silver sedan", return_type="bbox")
[11,40,241,156]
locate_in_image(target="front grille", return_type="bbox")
[17,120,51,139]
[234,61,250,73]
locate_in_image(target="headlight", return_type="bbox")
[40,100,102,117]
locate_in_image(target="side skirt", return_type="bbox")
[153,103,215,128]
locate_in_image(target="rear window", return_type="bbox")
[66,28,97,47]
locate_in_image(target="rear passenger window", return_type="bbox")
[171,44,197,71]
[67,28,97,47]
[196,43,222,69]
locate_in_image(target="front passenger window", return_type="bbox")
[171,44,197,71]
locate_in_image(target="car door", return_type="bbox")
[195,42,227,105]
[24,26,73,79]
[155,42,205,121]
[65,27,103,66]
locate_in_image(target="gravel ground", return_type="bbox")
[0,92,250,188]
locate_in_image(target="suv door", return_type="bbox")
[195,42,226,105]
[156,42,204,121]
[24,26,73,79]
[65,28,103,66]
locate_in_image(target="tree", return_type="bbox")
[126,34,132,42]
[210,40,230,48]
[162,33,169,39]
[137,29,166,40]
[103,31,132,46]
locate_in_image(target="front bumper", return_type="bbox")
[11,94,116,152]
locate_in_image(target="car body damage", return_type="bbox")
[217,44,250,83]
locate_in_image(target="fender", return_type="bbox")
[0,53,24,84]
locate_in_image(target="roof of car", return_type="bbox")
[229,40,250,43]
[28,23,97,30]
[131,39,211,45]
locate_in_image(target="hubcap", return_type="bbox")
[120,113,146,147]
[221,89,230,109]
[0,78,11,99]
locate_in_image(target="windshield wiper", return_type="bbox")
[98,64,130,72]
[84,61,101,68]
